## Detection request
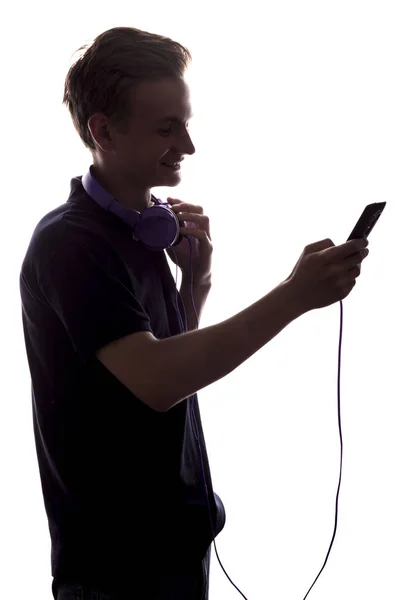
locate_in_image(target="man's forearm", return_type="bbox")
[179,277,212,330]
[150,280,305,412]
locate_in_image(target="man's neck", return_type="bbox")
[91,163,153,213]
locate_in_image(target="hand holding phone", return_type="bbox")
[286,202,386,313]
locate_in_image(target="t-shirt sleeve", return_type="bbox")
[38,236,153,360]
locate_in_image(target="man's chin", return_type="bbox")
[155,174,182,187]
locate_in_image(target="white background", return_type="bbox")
[1,1,399,598]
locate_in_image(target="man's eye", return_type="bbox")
[159,128,172,135]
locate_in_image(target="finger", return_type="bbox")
[328,238,368,262]
[178,213,211,239]
[167,197,184,205]
[176,212,209,225]
[170,202,203,214]
[180,227,212,244]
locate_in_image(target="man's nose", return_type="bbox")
[182,130,196,156]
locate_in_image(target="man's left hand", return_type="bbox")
[166,197,213,286]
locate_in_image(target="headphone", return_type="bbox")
[82,166,185,251]
[81,165,344,600]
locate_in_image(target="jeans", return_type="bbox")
[55,546,212,600]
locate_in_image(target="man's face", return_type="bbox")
[103,77,196,190]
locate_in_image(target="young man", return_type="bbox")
[19,26,368,600]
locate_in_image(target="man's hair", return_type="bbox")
[62,26,192,151]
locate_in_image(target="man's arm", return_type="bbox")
[97,279,305,413]
[179,276,212,331]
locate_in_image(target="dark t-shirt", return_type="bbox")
[19,175,225,597]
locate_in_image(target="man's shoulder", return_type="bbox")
[23,200,109,272]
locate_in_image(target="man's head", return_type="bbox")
[63,27,195,207]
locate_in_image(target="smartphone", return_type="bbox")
[347,202,386,241]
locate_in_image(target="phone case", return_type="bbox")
[347,202,386,241]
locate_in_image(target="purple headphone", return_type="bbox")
[81,165,185,251]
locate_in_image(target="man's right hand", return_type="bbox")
[286,237,370,312]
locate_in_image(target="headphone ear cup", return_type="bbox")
[172,220,185,246]
[135,205,181,250]
[172,234,184,246]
